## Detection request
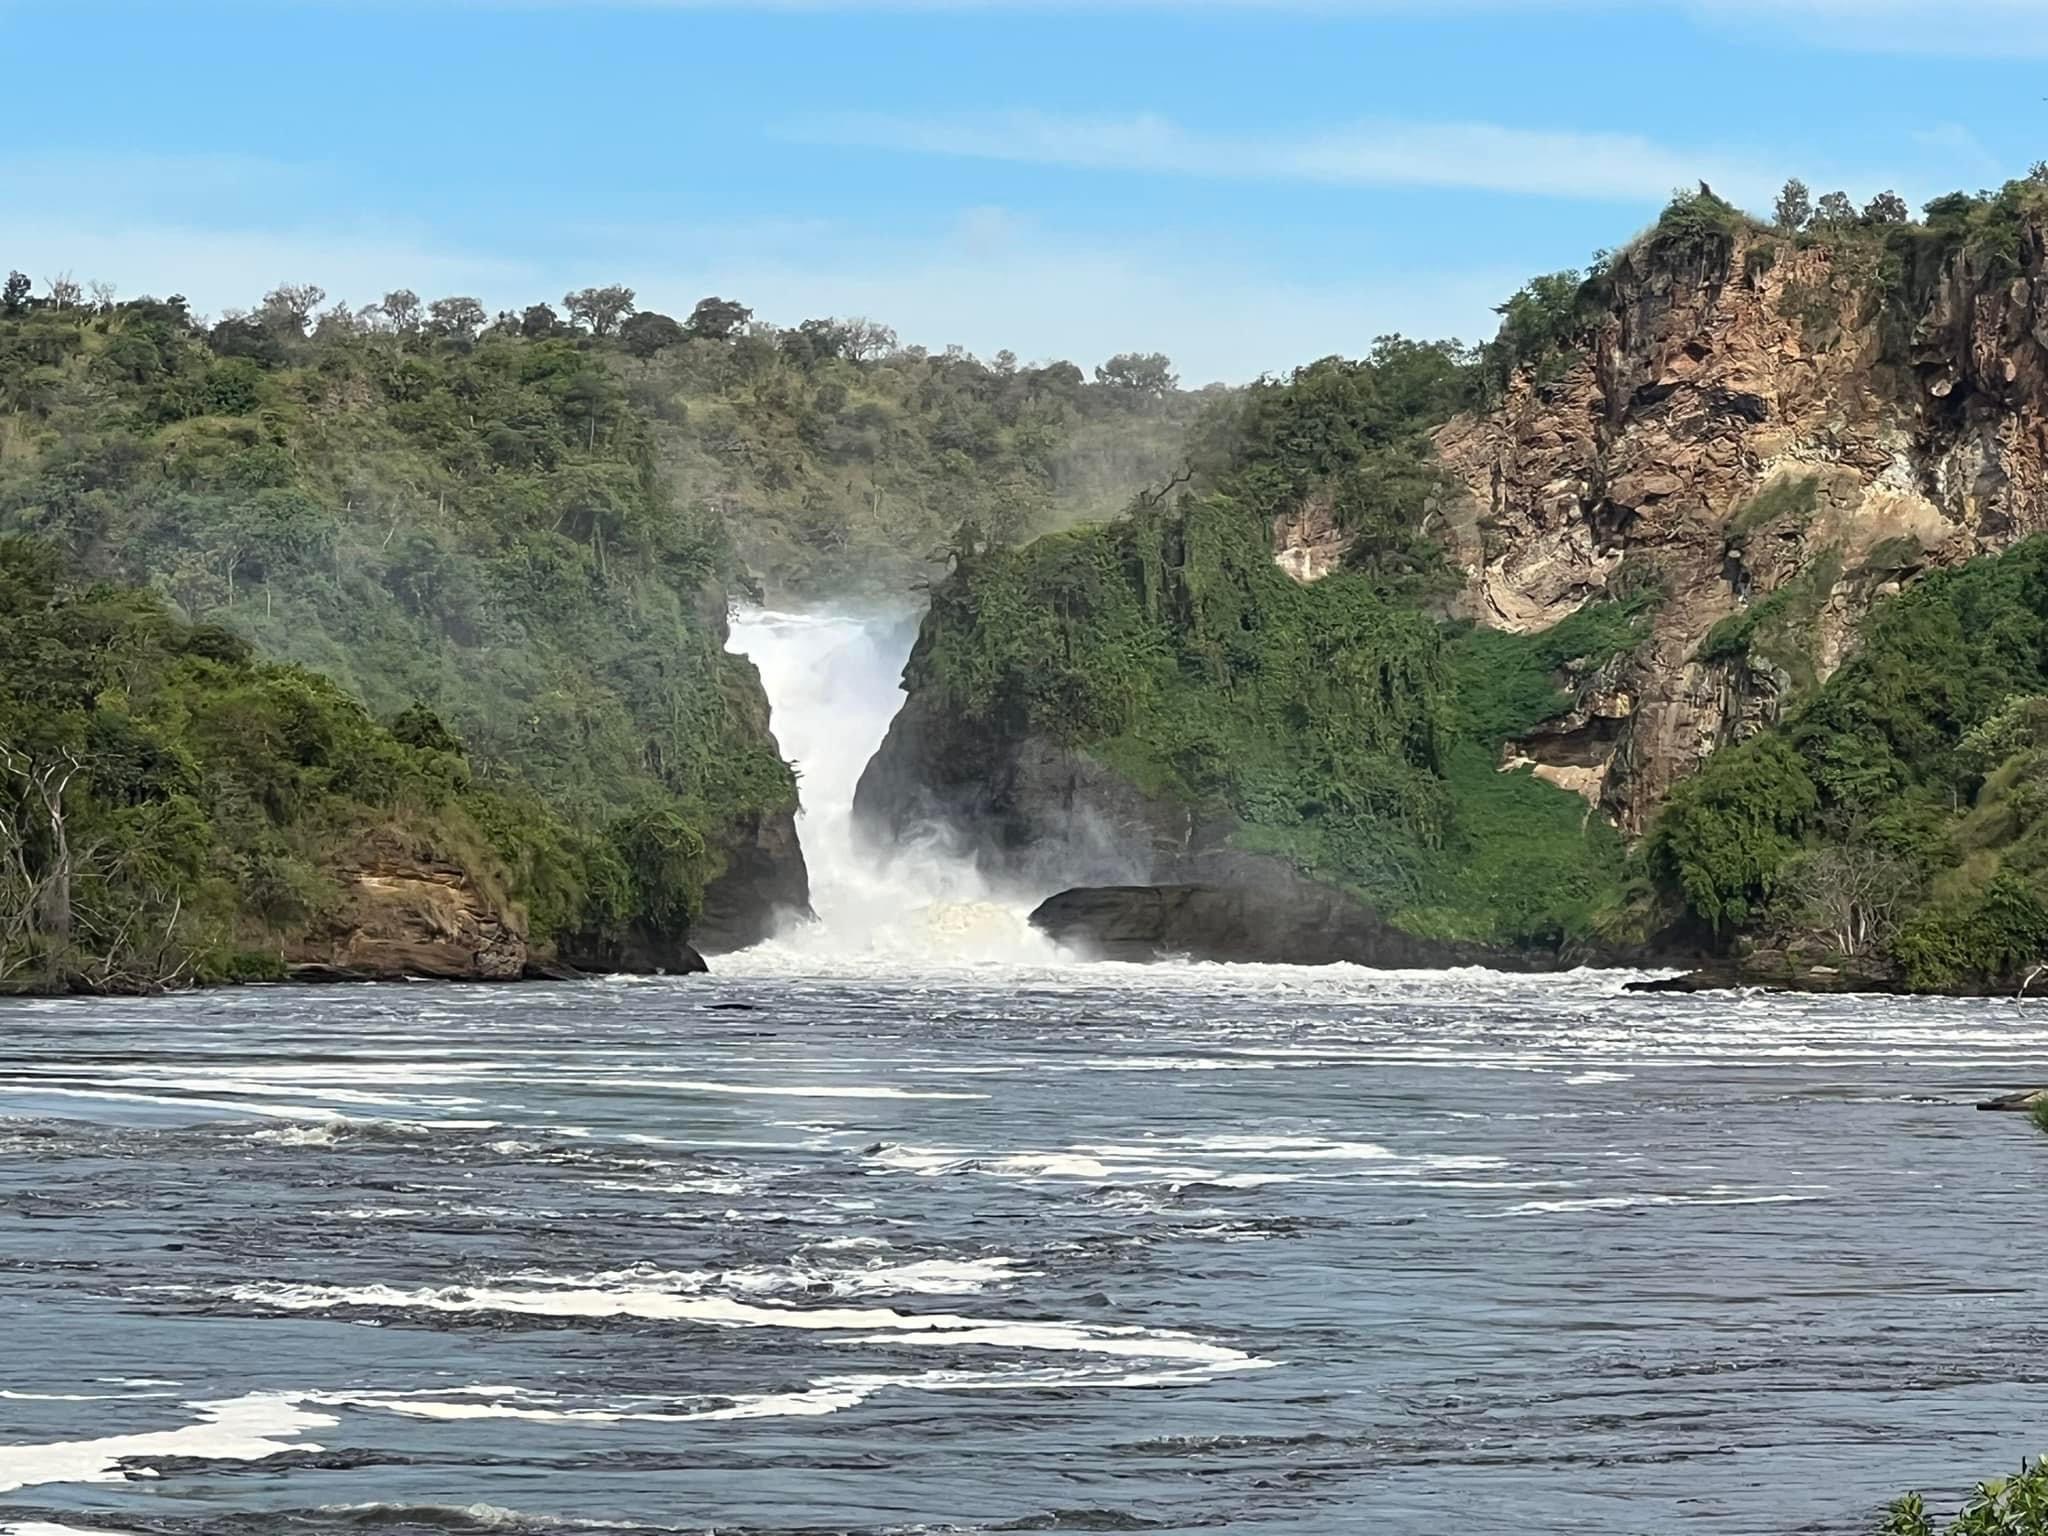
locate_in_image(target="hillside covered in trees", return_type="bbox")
[613,297,1218,598]
[0,269,1217,987]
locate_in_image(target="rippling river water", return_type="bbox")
[2,961,2045,1535]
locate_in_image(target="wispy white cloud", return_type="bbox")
[785,109,1876,209]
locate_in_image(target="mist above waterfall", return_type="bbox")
[727,608,1059,964]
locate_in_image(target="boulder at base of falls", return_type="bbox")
[1029,878,1538,969]
[551,929,709,978]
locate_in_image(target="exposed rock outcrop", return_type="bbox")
[695,807,812,954]
[1436,223,2048,832]
[1271,488,1351,584]
[287,836,526,981]
[1031,882,1539,968]
[690,609,812,954]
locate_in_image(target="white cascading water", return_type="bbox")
[725,609,1060,965]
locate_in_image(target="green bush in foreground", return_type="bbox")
[1885,1458,2048,1534]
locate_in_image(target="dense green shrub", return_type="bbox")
[1885,1458,2048,1535]
[1648,538,2048,979]
[0,537,541,988]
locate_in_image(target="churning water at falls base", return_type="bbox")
[724,608,1061,967]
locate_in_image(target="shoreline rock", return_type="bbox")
[1029,882,1560,970]
[1976,1089,2048,1112]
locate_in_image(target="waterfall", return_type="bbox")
[726,608,1059,965]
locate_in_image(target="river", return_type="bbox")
[0,613,2042,1535]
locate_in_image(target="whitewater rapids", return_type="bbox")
[724,608,1061,968]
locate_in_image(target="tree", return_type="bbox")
[1773,177,1813,232]
[778,318,852,367]
[840,317,896,361]
[1,272,29,316]
[208,315,290,368]
[378,289,423,334]
[1862,190,1910,226]
[312,303,365,341]
[564,284,636,337]
[0,743,82,951]
[685,296,753,343]
[2031,160,2048,187]
[260,283,327,336]
[1095,351,1179,397]
[618,310,685,359]
[1814,191,1856,229]
[427,296,486,342]
[44,274,82,310]
[1773,843,1914,956]
[519,302,559,338]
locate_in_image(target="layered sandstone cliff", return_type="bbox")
[1430,218,2048,831]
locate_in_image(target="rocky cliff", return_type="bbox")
[853,189,2048,970]
[1434,207,2048,833]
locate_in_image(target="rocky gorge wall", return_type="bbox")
[1432,216,2048,833]
[849,200,2048,968]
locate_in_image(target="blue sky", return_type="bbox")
[1,0,2040,381]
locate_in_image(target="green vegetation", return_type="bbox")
[1700,545,1842,695]
[620,311,1216,597]
[1648,538,2048,987]
[910,343,1650,950]
[0,535,754,989]
[0,282,799,976]
[1885,1458,2048,1535]
[0,537,485,988]
[1761,170,2048,363]
[1474,270,1597,404]
[1724,475,1821,551]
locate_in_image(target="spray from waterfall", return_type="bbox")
[726,608,1060,964]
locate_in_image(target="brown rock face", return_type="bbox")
[288,835,526,981]
[1271,488,1351,584]
[1436,221,2048,832]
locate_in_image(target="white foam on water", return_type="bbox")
[2,1524,150,1535]
[636,1080,989,1102]
[317,1382,876,1425]
[250,1123,341,1146]
[226,1281,1263,1370]
[508,1255,1030,1299]
[0,1390,173,1402]
[865,1135,1507,1188]
[1478,1189,1831,1218]
[3,1087,347,1122]
[0,1391,334,1494]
